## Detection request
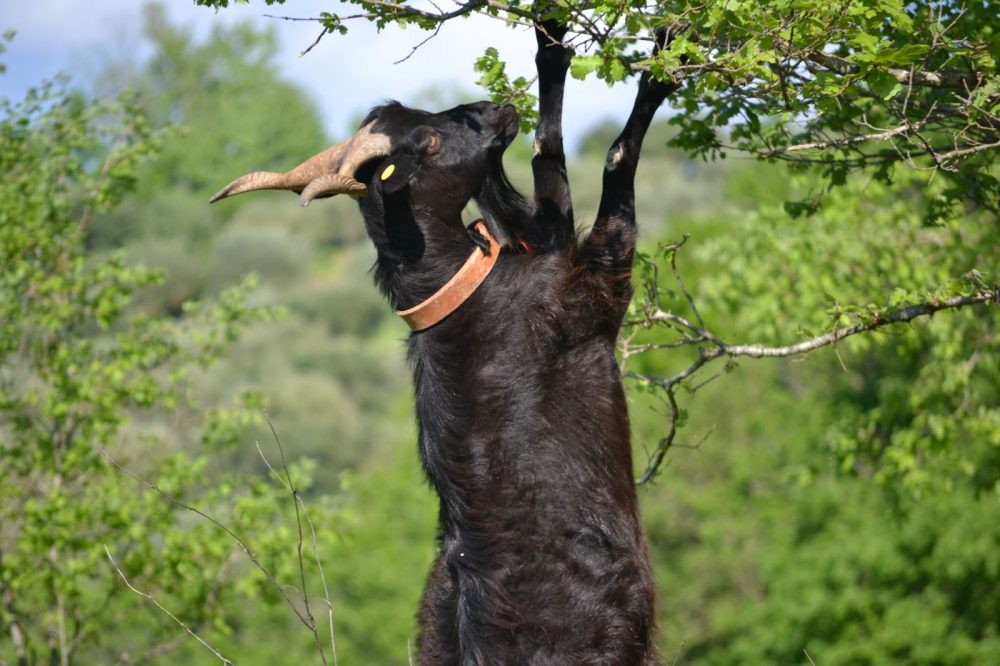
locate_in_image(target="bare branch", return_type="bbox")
[261,413,336,666]
[720,290,998,359]
[394,21,445,65]
[361,0,488,22]
[299,27,329,57]
[265,0,540,56]
[936,140,1000,164]
[636,289,997,386]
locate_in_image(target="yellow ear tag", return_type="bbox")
[381,164,396,181]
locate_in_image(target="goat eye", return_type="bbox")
[446,108,483,133]
[464,117,483,132]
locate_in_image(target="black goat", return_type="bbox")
[212,21,675,665]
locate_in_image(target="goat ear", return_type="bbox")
[380,128,440,194]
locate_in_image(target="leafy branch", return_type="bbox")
[623,238,998,484]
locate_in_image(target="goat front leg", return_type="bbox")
[531,18,574,250]
[582,31,681,316]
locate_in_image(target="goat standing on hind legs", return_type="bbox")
[211,19,677,665]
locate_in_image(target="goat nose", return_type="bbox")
[498,104,518,122]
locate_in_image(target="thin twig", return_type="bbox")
[103,546,233,665]
[636,387,681,485]
[263,416,322,664]
[259,414,338,666]
[300,27,329,57]
[666,237,708,333]
[394,21,445,64]
[131,550,239,664]
[101,451,314,631]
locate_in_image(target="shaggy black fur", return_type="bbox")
[352,23,675,666]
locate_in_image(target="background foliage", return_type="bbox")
[2,2,998,664]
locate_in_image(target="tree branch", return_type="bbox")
[258,413,337,666]
[762,122,923,156]
[103,546,233,665]
[719,290,998,359]
[628,279,998,483]
[633,288,997,388]
[800,44,980,90]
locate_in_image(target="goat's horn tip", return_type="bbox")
[208,178,247,204]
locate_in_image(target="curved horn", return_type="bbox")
[209,122,391,204]
[299,173,367,207]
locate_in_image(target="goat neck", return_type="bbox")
[396,221,500,332]
[360,189,483,314]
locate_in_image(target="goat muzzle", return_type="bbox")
[208,122,391,206]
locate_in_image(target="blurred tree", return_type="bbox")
[89,2,329,252]
[0,48,339,664]
[136,2,327,198]
[80,4,411,494]
[632,165,1000,662]
[85,2,335,322]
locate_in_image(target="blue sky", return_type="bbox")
[1,0,647,151]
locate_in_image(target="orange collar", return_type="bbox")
[396,220,500,332]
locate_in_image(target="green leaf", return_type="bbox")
[570,55,602,80]
[866,70,902,100]
[883,44,930,65]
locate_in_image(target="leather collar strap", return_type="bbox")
[396,220,500,332]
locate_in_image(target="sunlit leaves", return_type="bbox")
[569,54,602,80]
[474,46,538,132]
[691,168,999,494]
